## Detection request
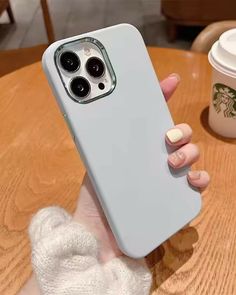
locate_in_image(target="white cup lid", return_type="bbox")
[209,28,236,77]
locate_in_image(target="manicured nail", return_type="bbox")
[166,128,183,143]
[169,73,180,82]
[188,171,201,180]
[168,151,185,167]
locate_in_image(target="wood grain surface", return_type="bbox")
[0,47,235,295]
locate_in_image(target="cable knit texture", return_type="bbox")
[29,207,152,295]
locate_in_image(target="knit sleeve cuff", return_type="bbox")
[29,206,152,295]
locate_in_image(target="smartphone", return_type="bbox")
[42,24,201,258]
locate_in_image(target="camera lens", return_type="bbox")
[86,57,105,78]
[70,77,90,98]
[60,51,80,72]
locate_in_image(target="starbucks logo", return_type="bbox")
[213,83,236,118]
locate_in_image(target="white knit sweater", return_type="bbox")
[29,207,152,295]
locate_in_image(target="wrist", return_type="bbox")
[73,213,123,262]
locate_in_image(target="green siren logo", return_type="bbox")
[213,83,236,118]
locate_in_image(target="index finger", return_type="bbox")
[160,73,180,101]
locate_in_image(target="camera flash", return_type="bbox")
[84,47,91,56]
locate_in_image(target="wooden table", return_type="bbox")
[0,47,235,295]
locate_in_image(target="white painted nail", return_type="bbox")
[166,129,184,143]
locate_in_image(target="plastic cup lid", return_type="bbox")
[209,28,236,77]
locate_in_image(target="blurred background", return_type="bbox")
[1,0,235,49]
[0,0,235,76]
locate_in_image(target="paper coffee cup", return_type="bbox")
[208,28,236,138]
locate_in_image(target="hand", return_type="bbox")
[73,73,210,263]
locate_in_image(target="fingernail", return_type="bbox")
[188,171,201,180]
[168,151,185,167]
[166,128,183,143]
[169,73,180,82]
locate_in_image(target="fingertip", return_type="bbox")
[169,73,181,82]
[165,123,192,146]
[187,171,210,189]
[166,128,184,144]
[160,73,180,101]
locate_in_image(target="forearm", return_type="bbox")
[73,173,123,263]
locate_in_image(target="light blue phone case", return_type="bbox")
[42,24,201,258]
